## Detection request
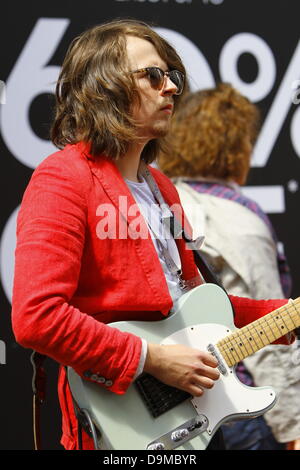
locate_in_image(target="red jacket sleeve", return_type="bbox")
[11,156,141,395]
[230,294,293,345]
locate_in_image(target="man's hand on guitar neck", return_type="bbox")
[144,343,220,397]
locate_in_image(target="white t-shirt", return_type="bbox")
[125,176,183,378]
[126,176,182,303]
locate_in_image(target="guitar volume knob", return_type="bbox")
[171,428,189,442]
[147,442,165,450]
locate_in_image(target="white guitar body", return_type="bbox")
[68,284,277,450]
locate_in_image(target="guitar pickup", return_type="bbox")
[207,344,228,375]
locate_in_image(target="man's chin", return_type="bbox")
[148,123,171,139]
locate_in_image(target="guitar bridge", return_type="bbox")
[207,344,228,375]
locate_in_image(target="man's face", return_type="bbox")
[126,35,178,141]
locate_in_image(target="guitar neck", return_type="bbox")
[216,298,300,368]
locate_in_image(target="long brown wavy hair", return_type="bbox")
[51,19,186,163]
[160,83,260,184]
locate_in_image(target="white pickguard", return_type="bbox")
[162,323,276,435]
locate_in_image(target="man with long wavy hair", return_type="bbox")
[11,20,291,450]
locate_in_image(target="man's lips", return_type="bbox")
[160,104,174,113]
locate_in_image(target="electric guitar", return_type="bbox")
[67,283,300,450]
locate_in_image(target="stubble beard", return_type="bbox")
[144,118,172,139]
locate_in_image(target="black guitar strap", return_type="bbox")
[31,351,98,451]
[167,209,236,318]
[183,231,223,288]
[30,351,47,450]
[139,162,234,310]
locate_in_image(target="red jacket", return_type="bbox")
[11,142,288,449]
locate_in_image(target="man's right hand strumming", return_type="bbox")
[144,343,220,397]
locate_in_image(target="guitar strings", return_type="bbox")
[216,299,300,367]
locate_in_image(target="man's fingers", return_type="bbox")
[196,376,216,389]
[201,352,219,367]
[189,376,215,396]
[202,364,220,381]
[188,373,218,397]
[189,385,204,397]
[194,355,220,380]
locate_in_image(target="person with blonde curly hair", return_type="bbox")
[160,83,259,184]
[160,83,300,450]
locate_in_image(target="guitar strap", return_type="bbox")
[166,193,237,314]
[30,351,47,450]
[140,162,233,298]
[30,352,99,450]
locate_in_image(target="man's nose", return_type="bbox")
[161,75,178,95]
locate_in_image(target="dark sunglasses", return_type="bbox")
[131,67,185,95]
